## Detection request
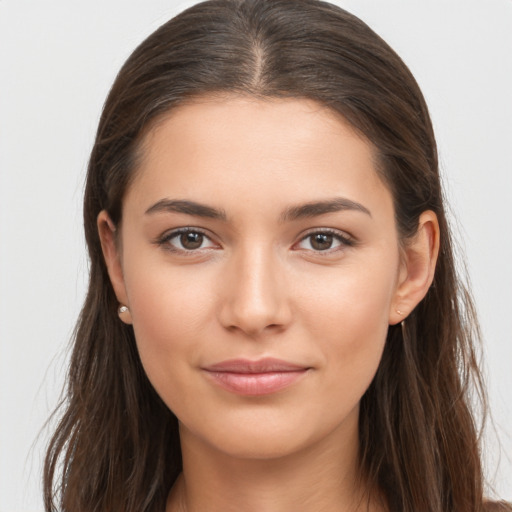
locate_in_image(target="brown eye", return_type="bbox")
[310,233,334,251]
[180,232,204,250]
[295,230,353,253]
[160,229,217,253]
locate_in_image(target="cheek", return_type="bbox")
[299,253,396,332]
[123,259,216,393]
[297,255,397,390]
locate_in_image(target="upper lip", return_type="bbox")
[203,358,309,374]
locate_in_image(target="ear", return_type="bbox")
[389,210,440,325]
[97,210,132,324]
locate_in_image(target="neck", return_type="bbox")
[167,412,382,512]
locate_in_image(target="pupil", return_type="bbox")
[312,233,333,250]
[181,232,203,249]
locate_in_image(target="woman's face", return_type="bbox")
[102,97,414,459]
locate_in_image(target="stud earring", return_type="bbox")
[118,305,129,315]
[396,309,404,316]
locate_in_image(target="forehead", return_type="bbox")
[125,95,391,218]
[141,95,371,164]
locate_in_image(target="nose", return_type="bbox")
[218,245,292,338]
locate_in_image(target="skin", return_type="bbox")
[98,96,439,512]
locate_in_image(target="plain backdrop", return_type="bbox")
[1,0,511,509]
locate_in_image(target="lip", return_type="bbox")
[202,358,311,396]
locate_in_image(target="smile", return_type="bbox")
[202,358,311,396]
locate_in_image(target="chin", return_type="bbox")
[202,429,317,461]
[178,401,360,462]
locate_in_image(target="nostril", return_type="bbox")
[222,317,288,338]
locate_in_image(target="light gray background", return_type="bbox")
[1,0,511,509]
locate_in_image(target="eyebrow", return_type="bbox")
[281,197,371,222]
[144,196,371,222]
[145,199,227,220]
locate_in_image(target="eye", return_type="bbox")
[158,228,218,252]
[295,230,354,252]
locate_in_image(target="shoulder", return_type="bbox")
[483,501,512,512]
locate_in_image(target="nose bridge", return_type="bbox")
[220,239,289,335]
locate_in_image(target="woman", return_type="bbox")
[43,0,510,511]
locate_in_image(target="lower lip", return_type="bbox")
[204,370,308,396]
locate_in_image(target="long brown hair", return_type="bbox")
[44,1,505,510]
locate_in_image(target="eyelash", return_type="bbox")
[294,228,355,254]
[156,227,218,255]
[156,227,355,255]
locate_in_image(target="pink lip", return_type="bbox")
[202,358,310,396]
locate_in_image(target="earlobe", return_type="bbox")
[97,210,132,324]
[389,210,440,325]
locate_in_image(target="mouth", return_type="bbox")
[202,358,311,396]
